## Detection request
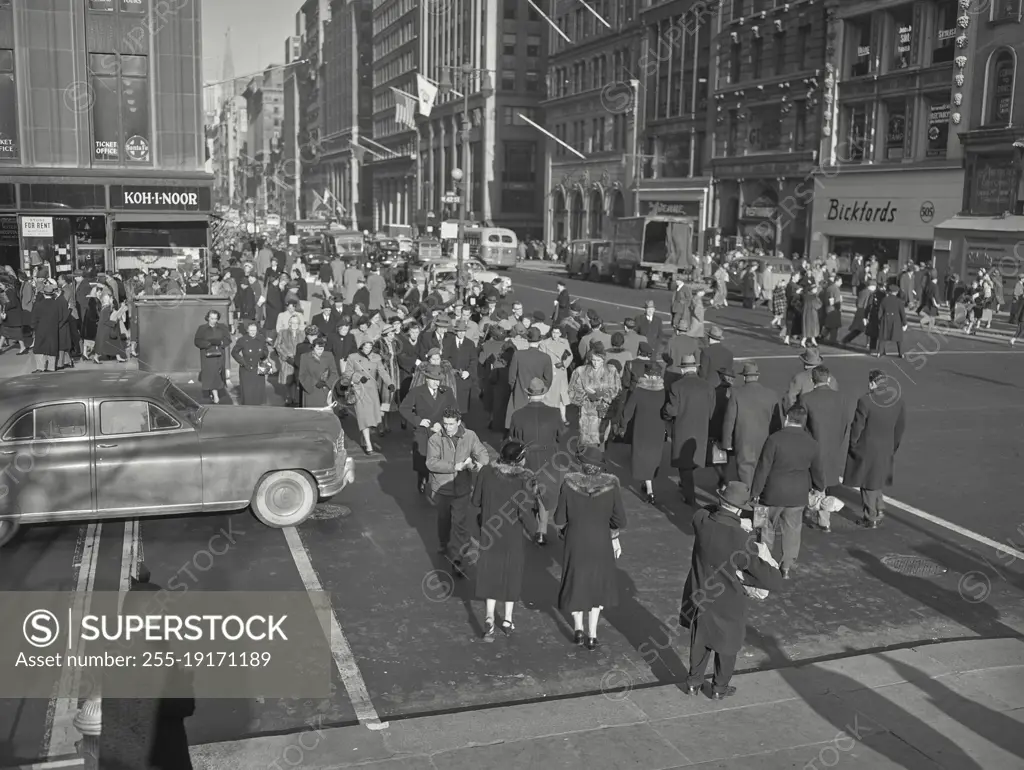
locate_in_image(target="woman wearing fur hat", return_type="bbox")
[554,445,625,650]
[472,440,536,640]
[568,341,621,447]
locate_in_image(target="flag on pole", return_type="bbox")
[416,74,437,118]
[391,87,416,128]
[324,189,346,219]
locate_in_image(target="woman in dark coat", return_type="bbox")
[231,321,271,405]
[554,445,626,650]
[783,276,803,344]
[487,340,515,434]
[30,281,68,372]
[619,362,667,505]
[91,291,127,363]
[398,363,457,493]
[916,272,939,329]
[0,275,30,354]
[193,309,231,404]
[874,283,906,357]
[297,336,339,408]
[472,440,535,639]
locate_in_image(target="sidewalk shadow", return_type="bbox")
[754,633,985,770]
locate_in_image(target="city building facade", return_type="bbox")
[809,0,966,269]
[212,95,248,210]
[635,0,716,258]
[321,0,373,230]
[243,67,285,219]
[933,0,1024,288]
[0,0,212,276]
[543,0,642,243]
[281,33,304,221]
[299,0,329,218]
[712,0,827,257]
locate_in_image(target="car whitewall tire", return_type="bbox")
[251,470,317,528]
[0,519,21,548]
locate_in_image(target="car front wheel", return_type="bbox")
[251,470,318,528]
[0,519,20,548]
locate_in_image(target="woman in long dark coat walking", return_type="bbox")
[231,321,271,405]
[472,441,535,640]
[618,362,667,504]
[555,445,626,650]
[91,291,127,363]
[297,337,339,408]
[30,281,67,372]
[193,310,231,404]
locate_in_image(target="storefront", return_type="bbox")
[808,167,963,269]
[932,216,1024,299]
[0,179,212,279]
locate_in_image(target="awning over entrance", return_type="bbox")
[934,215,1024,233]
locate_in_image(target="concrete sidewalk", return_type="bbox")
[191,637,1024,769]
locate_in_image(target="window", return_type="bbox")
[526,34,541,58]
[794,101,807,150]
[503,0,516,19]
[884,101,907,160]
[3,404,88,441]
[0,48,17,164]
[727,109,739,154]
[528,4,540,21]
[993,0,1022,21]
[501,70,516,91]
[925,96,950,157]
[891,5,913,70]
[525,71,541,93]
[503,141,536,184]
[797,24,811,70]
[774,32,786,76]
[100,401,179,435]
[88,53,151,165]
[503,107,536,125]
[842,104,868,161]
[987,50,1015,126]
[730,42,741,83]
[731,0,743,21]
[850,17,872,77]
[502,33,516,56]
[967,154,1018,215]
[934,0,957,64]
[751,36,763,79]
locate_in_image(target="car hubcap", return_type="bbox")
[266,478,305,517]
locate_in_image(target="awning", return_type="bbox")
[111,213,211,224]
[933,215,1024,233]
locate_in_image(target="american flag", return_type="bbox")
[391,87,416,128]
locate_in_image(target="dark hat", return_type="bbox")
[800,348,823,366]
[435,315,451,328]
[740,361,760,377]
[718,481,752,511]
[532,310,546,321]
[423,363,444,380]
[569,299,582,310]
[304,324,319,336]
[679,354,698,367]
[356,316,370,327]
[526,377,548,396]
[576,444,605,467]
[333,293,346,304]
[426,346,442,358]
[72,269,84,277]
[526,326,542,342]
[321,298,333,310]
[495,308,510,320]
[454,319,468,332]
[41,279,59,294]
[513,323,527,336]
[638,341,652,356]
[718,365,735,377]
[707,324,724,341]
[644,299,655,308]
[674,316,689,331]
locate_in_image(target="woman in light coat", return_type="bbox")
[275,313,304,406]
[347,339,393,455]
[539,325,572,425]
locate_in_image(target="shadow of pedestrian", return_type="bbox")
[754,633,986,770]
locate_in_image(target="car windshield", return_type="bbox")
[163,381,203,426]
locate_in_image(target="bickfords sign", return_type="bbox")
[826,198,898,224]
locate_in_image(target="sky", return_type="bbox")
[202,0,299,85]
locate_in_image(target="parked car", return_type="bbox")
[411,259,511,295]
[0,372,354,546]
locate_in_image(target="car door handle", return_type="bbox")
[98,443,118,448]
[0,451,14,455]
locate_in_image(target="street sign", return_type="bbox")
[441,193,460,205]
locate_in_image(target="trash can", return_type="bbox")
[135,296,230,375]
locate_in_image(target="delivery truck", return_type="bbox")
[582,215,697,289]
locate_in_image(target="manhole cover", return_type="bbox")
[880,555,947,578]
[309,504,352,521]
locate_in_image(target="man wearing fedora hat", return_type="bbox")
[30,279,70,373]
[698,325,733,383]
[531,310,551,337]
[663,353,716,506]
[400,362,459,493]
[663,316,700,388]
[798,365,848,532]
[722,361,779,487]
[442,319,478,413]
[634,300,664,357]
[509,377,564,545]
[670,274,692,330]
[784,349,837,410]
[680,481,783,699]
[553,279,572,324]
[418,313,450,359]
[506,326,553,430]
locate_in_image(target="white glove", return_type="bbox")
[431,422,442,433]
[612,538,621,559]
[419,419,431,427]
[461,371,469,379]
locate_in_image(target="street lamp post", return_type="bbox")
[438,63,494,302]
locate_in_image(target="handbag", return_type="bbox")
[710,442,727,465]
[752,503,769,530]
[204,348,222,358]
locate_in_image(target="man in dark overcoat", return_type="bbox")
[508,377,564,545]
[840,278,877,349]
[30,280,68,373]
[708,366,738,491]
[679,482,783,699]
[784,348,837,410]
[418,314,450,360]
[662,354,716,506]
[843,369,906,528]
[874,282,907,358]
[798,365,848,532]
[721,361,778,487]
[698,325,733,382]
[442,319,478,414]
[552,279,572,324]
[506,327,553,429]
[662,317,701,389]
[634,300,664,357]
[671,274,692,330]
[749,404,824,578]
[399,364,458,493]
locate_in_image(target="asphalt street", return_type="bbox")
[1,270,1023,765]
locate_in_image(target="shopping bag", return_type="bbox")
[742,542,778,601]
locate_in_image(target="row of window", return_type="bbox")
[3,401,180,443]
[550,113,632,157]
[846,1,963,79]
[548,0,638,55]
[838,94,952,164]
[721,101,811,156]
[371,0,417,37]
[499,70,542,93]
[502,32,542,58]
[373,21,415,60]
[503,0,541,23]
[372,52,416,89]
[548,47,634,100]
[723,25,814,86]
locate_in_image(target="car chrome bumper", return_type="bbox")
[314,456,355,498]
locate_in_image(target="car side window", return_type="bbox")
[2,403,88,441]
[488,234,500,242]
[100,400,179,435]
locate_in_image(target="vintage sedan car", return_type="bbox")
[0,371,354,546]
[724,256,792,298]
